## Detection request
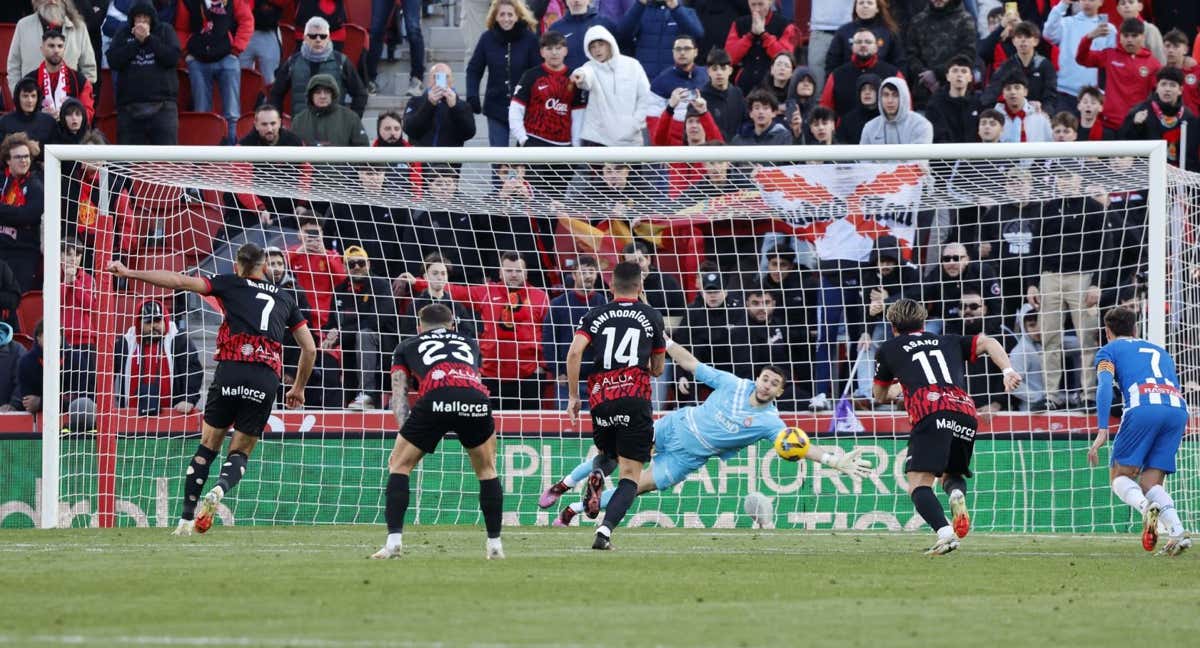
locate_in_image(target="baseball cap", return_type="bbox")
[344,245,369,261]
[140,301,164,321]
[701,272,722,291]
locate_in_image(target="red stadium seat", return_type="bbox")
[177,112,229,145]
[235,112,292,140]
[345,0,374,27]
[0,24,16,69]
[11,333,33,351]
[279,23,297,63]
[95,113,117,143]
[16,291,42,337]
[97,69,116,119]
[0,72,12,114]
[342,23,368,69]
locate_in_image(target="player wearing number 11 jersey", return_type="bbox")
[108,244,317,537]
[872,299,1021,555]
[566,262,666,550]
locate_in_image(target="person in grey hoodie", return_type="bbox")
[859,76,933,145]
[1008,307,1048,411]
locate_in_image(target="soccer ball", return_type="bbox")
[773,427,810,462]
[743,492,774,529]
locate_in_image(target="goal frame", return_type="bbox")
[38,141,1170,529]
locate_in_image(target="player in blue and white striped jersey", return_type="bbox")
[1089,307,1191,556]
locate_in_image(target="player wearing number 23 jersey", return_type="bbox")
[390,327,494,453]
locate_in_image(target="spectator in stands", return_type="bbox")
[820,26,902,118]
[920,241,1002,334]
[734,286,797,400]
[0,78,59,146]
[725,0,800,94]
[241,0,286,83]
[759,52,794,109]
[699,48,745,142]
[854,234,920,402]
[175,0,253,143]
[945,287,1008,413]
[230,103,304,230]
[60,237,96,405]
[836,73,880,144]
[994,72,1053,142]
[401,165,492,284]
[974,166,1044,315]
[653,99,723,198]
[0,260,19,334]
[467,0,542,148]
[805,0,853,95]
[511,31,582,149]
[617,0,704,82]
[805,106,838,144]
[924,55,978,143]
[1120,67,1199,170]
[21,29,96,123]
[693,0,746,60]
[732,89,790,145]
[17,321,42,414]
[976,4,1019,76]
[270,16,369,117]
[7,0,98,93]
[371,110,424,195]
[289,213,348,329]
[1037,166,1107,409]
[759,242,818,332]
[1009,308,1048,411]
[571,26,655,146]
[266,245,343,409]
[1051,111,1078,141]
[981,21,1057,113]
[860,76,933,144]
[107,1,182,145]
[0,133,44,294]
[1115,0,1163,63]
[50,98,91,145]
[550,0,619,71]
[100,1,177,70]
[1075,85,1113,140]
[1164,29,1200,117]
[404,63,478,147]
[904,0,977,108]
[368,0,425,97]
[622,240,686,328]
[113,299,202,415]
[0,322,22,412]
[649,34,709,117]
[489,163,555,290]
[783,66,817,126]
[293,0,347,50]
[1043,0,1113,108]
[675,266,744,400]
[543,255,606,408]
[471,251,550,410]
[327,166,410,280]
[827,0,904,74]
[398,255,478,340]
[240,103,302,147]
[1077,18,1161,131]
[291,73,370,146]
[328,246,398,411]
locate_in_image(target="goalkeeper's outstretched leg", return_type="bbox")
[539,454,617,509]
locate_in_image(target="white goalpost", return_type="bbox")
[28,140,1200,534]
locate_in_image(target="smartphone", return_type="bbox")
[1004,2,1017,16]
[435,72,448,88]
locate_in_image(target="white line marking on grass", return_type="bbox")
[0,635,605,648]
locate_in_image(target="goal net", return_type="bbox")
[18,141,1200,534]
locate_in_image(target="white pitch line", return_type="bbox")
[0,635,606,648]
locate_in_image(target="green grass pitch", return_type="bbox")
[3,526,1200,647]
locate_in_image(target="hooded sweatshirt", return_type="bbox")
[859,76,932,145]
[114,301,203,411]
[51,97,91,145]
[573,26,655,147]
[835,73,881,145]
[290,73,369,146]
[0,84,58,145]
[1043,1,1115,97]
[105,1,181,106]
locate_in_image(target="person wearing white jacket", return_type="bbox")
[570,25,655,147]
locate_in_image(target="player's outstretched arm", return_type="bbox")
[286,324,317,408]
[663,337,699,374]
[390,369,410,429]
[976,334,1022,392]
[106,261,209,293]
[564,333,588,424]
[808,444,872,478]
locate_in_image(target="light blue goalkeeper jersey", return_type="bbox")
[669,363,786,460]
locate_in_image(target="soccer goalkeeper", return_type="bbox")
[542,338,872,527]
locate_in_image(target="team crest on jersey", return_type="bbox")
[1139,66,1149,78]
[431,369,446,380]
[743,416,754,426]
[927,392,941,401]
[241,343,254,356]
[1188,74,1198,86]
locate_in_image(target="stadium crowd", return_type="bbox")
[1,0,1199,419]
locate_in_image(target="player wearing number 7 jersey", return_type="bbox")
[872,299,1021,555]
[1088,307,1191,556]
[107,244,317,537]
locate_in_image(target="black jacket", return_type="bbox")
[238,127,306,147]
[466,23,542,123]
[400,208,493,284]
[270,51,369,116]
[699,81,746,142]
[1119,99,1200,171]
[0,341,21,410]
[694,0,748,58]
[825,17,905,72]
[0,259,19,333]
[106,2,181,105]
[0,170,44,252]
[676,295,744,377]
[330,274,399,354]
[401,290,478,340]
[403,92,478,147]
[925,88,982,143]
[1038,196,1108,275]
[921,262,1003,330]
[981,53,1058,112]
[0,109,57,150]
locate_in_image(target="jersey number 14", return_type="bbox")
[601,328,640,369]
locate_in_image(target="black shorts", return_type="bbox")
[590,397,653,464]
[905,411,977,478]
[401,387,495,454]
[203,361,280,437]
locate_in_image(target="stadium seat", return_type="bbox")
[95,114,117,142]
[167,192,224,263]
[345,0,373,27]
[16,291,42,337]
[178,112,230,145]
[342,23,368,68]
[97,69,116,120]
[279,23,297,62]
[0,24,15,70]
[0,72,12,113]
[176,68,194,111]
[235,112,292,140]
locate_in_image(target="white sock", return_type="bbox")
[562,475,579,488]
[936,525,956,541]
[569,501,584,514]
[487,537,503,551]
[1112,476,1148,514]
[596,525,611,538]
[386,532,403,550]
[1145,485,1186,536]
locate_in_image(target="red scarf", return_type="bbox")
[1,169,27,207]
[852,54,878,71]
[38,62,72,115]
[1005,105,1027,142]
[1151,100,1183,165]
[131,339,172,412]
[1083,119,1105,141]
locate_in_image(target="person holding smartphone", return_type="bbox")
[403,62,478,148]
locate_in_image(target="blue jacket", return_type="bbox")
[542,289,608,379]
[466,23,542,123]
[650,63,708,99]
[616,2,704,81]
[550,10,620,71]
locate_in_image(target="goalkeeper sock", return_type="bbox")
[385,473,410,534]
[942,475,967,498]
[1112,476,1148,514]
[181,445,218,520]
[215,451,249,495]
[479,477,503,539]
[599,479,639,532]
[564,459,594,488]
[1145,485,1185,536]
[911,486,950,531]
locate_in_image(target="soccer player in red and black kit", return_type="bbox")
[371,304,505,560]
[566,261,665,550]
[872,299,1021,555]
[108,244,317,536]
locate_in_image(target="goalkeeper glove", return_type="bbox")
[819,448,871,478]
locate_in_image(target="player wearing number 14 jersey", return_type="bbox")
[371,304,505,560]
[566,262,666,550]
[108,244,317,537]
[872,299,1021,555]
